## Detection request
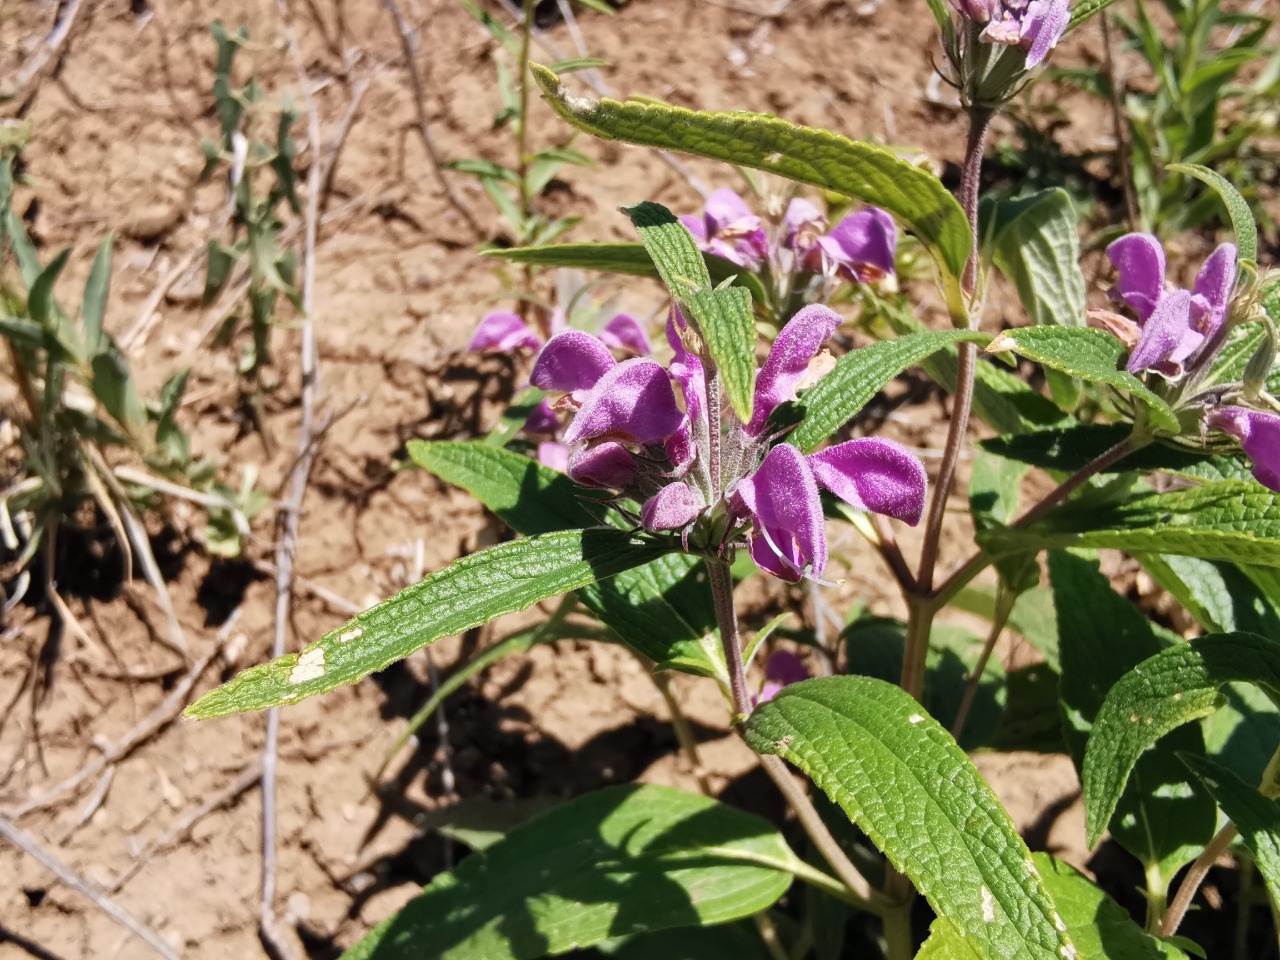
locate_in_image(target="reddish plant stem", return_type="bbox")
[1161,824,1237,938]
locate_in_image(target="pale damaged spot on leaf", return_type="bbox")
[980,886,995,923]
[1051,912,1067,933]
[288,647,326,685]
[772,735,794,751]
[764,152,783,165]
[1060,944,1078,960]
[338,625,364,643]
[908,714,924,724]
[1173,691,1183,701]
[1129,712,1140,724]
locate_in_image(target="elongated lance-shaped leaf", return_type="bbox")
[1067,0,1121,31]
[986,327,1179,431]
[532,64,971,312]
[482,242,770,307]
[81,235,113,352]
[1168,163,1258,264]
[622,201,710,298]
[622,203,757,422]
[982,481,1280,567]
[686,285,756,423]
[342,784,796,960]
[1082,631,1280,846]
[980,423,1203,475]
[745,676,1076,960]
[185,529,672,719]
[1180,752,1280,907]
[991,189,1087,328]
[790,330,990,452]
[409,441,723,677]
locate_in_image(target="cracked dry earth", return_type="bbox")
[0,0,1193,957]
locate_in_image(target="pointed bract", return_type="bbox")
[809,437,928,525]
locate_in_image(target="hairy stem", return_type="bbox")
[1161,823,1237,938]
[709,557,751,723]
[903,107,991,703]
[931,433,1142,608]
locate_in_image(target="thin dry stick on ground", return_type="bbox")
[3,639,228,819]
[0,814,181,960]
[0,0,88,107]
[381,0,486,236]
[261,6,327,959]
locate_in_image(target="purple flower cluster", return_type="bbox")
[469,308,654,470]
[1104,233,1238,379]
[680,189,898,284]
[948,0,1070,69]
[1098,231,1280,493]
[530,303,928,582]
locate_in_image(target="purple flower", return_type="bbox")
[757,650,810,704]
[469,311,543,352]
[1208,407,1280,492]
[681,189,769,268]
[542,301,928,582]
[815,209,898,283]
[951,0,1069,68]
[1105,233,1239,378]
[783,197,827,262]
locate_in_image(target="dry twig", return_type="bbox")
[1,0,88,108]
[381,0,485,236]
[3,640,225,819]
[0,814,180,960]
[108,760,262,893]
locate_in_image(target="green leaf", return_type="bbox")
[185,528,672,718]
[342,784,795,960]
[1067,0,1122,32]
[27,247,70,331]
[790,330,990,452]
[983,482,1280,568]
[410,441,722,677]
[1167,163,1258,263]
[919,851,1193,958]
[622,201,710,298]
[1180,753,1280,907]
[1081,631,1280,846]
[81,235,112,352]
[990,189,1087,328]
[685,286,756,423]
[988,664,1066,754]
[91,344,146,431]
[408,439,601,534]
[986,327,1178,431]
[203,240,236,307]
[1137,554,1280,637]
[532,65,971,305]
[979,424,1201,476]
[483,242,768,316]
[745,677,1075,960]
[1052,551,1217,876]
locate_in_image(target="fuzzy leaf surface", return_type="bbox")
[986,327,1178,431]
[1052,552,1216,876]
[1082,631,1280,846]
[342,784,795,960]
[791,330,990,451]
[186,529,671,718]
[623,201,710,298]
[1168,163,1257,263]
[409,441,720,676]
[532,65,971,294]
[745,676,1074,960]
[982,482,1280,567]
[991,189,1087,328]
[483,242,768,305]
[686,285,756,423]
